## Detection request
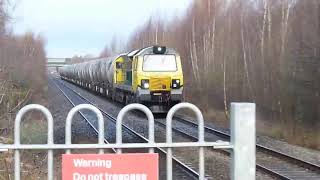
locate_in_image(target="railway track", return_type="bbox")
[55,77,262,179]
[52,77,200,180]
[158,116,320,180]
[54,76,320,179]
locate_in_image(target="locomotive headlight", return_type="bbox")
[144,83,149,89]
[172,79,181,89]
[141,79,149,89]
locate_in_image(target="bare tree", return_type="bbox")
[102,0,320,149]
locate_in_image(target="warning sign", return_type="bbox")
[62,153,158,180]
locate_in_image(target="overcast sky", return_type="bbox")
[11,0,192,58]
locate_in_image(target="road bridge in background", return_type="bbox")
[47,58,69,67]
[47,58,69,72]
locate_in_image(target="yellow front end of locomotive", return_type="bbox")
[132,53,184,104]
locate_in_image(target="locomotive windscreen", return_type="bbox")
[142,55,177,72]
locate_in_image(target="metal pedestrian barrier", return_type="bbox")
[0,102,256,180]
[116,103,155,154]
[13,104,54,180]
[166,103,205,180]
[65,104,105,154]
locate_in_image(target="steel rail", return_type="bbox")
[171,116,320,179]
[175,116,320,170]
[153,118,294,179]
[53,79,116,153]
[57,76,320,180]
[54,78,201,179]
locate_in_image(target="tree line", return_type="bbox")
[101,0,319,149]
[0,0,47,128]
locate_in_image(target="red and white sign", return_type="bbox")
[62,153,158,180]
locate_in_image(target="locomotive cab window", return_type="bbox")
[142,54,177,72]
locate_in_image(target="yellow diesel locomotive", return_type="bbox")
[59,46,184,112]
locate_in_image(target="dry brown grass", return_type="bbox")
[0,117,49,180]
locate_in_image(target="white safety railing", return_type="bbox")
[166,103,205,180]
[116,103,155,154]
[0,102,256,180]
[13,104,54,180]
[65,104,105,154]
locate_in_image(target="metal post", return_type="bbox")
[166,102,205,180]
[14,104,54,180]
[230,103,256,180]
[116,103,155,154]
[65,104,104,154]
